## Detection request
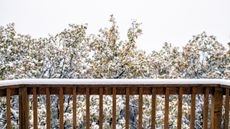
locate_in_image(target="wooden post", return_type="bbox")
[152,88,156,129]
[19,87,29,129]
[112,87,117,129]
[177,88,183,129]
[6,88,11,129]
[99,88,103,129]
[164,88,169,129]
[33,88,38,129]
[126,87,130,129]
[211,87,223,129]
[138,87,143,129]
[86,88,90,129]
[46,88,51,129]
[203,88,209,129]
[73,87,77,129]
[224,89,229,129]
[59,87,64,129]
[190,87,196,129]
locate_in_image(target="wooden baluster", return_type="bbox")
[112,87,116,129]
[86,88,90,129]
[190,87,196,129]
[33,87,38,129]
[59,87,64,129]
[99,88,103,129]
[177,88,183,129]
[203,88,209,129]
[224,89,229,129]
[126,87,130,129]
[211,88,223,129]
[6,88,11,129]
[152,88,156,129]
[164,88,169,129]
[46,88,51,129]
[73,87,77,129]
[139,87,143,129]
[19,87,29,129]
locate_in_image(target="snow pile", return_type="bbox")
[0,79,229,86]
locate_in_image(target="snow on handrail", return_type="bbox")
[0,79,229,87]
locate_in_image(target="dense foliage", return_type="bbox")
[0,16,229,129]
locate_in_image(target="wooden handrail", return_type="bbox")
[0,79,229,129]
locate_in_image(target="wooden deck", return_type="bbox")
[0,79,229,129]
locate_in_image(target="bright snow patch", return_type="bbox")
[0,79,229,86]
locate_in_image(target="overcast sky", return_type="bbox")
[1,0,230,52]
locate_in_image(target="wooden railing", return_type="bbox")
[0,79,229,129]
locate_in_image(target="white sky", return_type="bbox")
[1,0,230,52]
